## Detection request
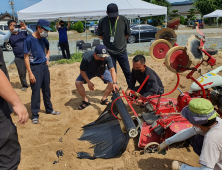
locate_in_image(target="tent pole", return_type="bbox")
[85,18,87,42]
[217,17,219,27]
[165,14,167,28]
[139,16,140,49]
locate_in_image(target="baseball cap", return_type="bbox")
[107,3,118,18]
[94,45,110,58]
[37,19,52,31]
[181,98,220,125]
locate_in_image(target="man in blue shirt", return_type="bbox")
[24,19,60,124]
[56,18,71,59]
[4,20,33,91]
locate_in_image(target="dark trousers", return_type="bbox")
[110,52,131,86]
[190,134,204,156]
[0,118,21,170]
[14,57,28,88]
[59,42,71,59]
[30,63,53,119]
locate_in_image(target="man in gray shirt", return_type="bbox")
[158,98,222,170]
[97,3,131,86]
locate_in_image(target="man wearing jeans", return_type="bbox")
[97,3,131,86]
[24,19,60,124]
[4,20,33,91]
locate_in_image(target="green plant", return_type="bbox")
[128,50,150,57]
[56,52,83,64]
[209,43,217,49]
[94,21,98,24]
[75,21,84,33]
[180,16,185,25]
[50,22,56,32]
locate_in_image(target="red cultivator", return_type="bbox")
[109,26,220,153]
[78,27,222,159]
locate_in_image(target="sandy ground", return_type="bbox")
[7,52,222,170]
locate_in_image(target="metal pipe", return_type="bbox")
[165,14,167,28]
[85,18,87,42]
[139,16,140,48]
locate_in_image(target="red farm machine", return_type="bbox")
[77,26,222,159]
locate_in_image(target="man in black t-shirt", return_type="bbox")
[126,55,164,105]
[97,3,131,86]
[75,45,119,110]
[0,47,29,169]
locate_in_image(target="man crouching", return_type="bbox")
[75,45,119,110]
[126,55,164,105]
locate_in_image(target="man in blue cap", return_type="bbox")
[75,45,119,110]
[24,19,60,124]
[158,98,222,170]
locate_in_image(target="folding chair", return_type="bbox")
[81,43,92,53]
[76,40,85,52]
[91,39,101,48]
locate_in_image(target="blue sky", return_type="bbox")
[0,0,185,14]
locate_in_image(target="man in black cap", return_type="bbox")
[75,45,119,110]
[97,3,131,86]
[24,19,60,124]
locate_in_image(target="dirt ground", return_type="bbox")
[8,52,222,170]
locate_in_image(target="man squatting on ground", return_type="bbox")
[23,19,60,124]
[56,18,71,59]
[75,45,119,110]
[97,3,131,86]
[0,47,29,169]
[4,20,33,91]
[158,98,222,170]
[126,55,164,105]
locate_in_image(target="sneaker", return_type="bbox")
[21,87,28,91]
[32,118,39,124]
[46,110,61,115]
[172,161,184,170]
[158,141,168,153]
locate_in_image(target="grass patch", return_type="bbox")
[128,50,150,57]
[56,52,83,64]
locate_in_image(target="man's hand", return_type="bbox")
[13,102,29,125]
[157,141,168,154]
[135,99,143,106]
[88,81,95,91]
[125,89,132,96]
[46,58,49,65]
[113,84,119,92]
[20,22,26,30]
[29,73,36,84]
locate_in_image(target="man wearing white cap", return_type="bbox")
[158,98,222,170]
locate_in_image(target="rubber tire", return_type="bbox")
[144,142,159,154]
[165,46,192,73]
[205,50,218,56]
[150,39,172,62]
[4,42,12,51]
[127,35,136,44]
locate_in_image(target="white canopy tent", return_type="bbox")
[17,0,167,42]
[203,10,222,26]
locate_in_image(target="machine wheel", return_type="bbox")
[165,46,192,73]
[4,42,12,51]
[150,39,172,62]
[144,142,159,154]
[127,35,136,43]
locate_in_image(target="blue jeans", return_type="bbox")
[76,70,113,83]
[110,52,131,86]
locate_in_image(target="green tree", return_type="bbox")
[50,21,56,32]
[180,16,185,25]
[187,8,196,20]
[171,10,180,18]
[143,0,171,25]
[75,21,84,33]
[194,0,222,16]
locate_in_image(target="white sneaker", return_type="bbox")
[158,141,168,153]
[172,161,184,170]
